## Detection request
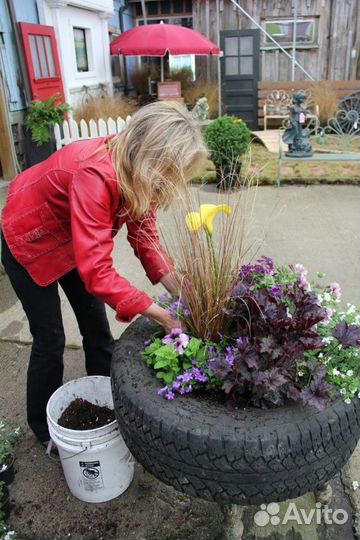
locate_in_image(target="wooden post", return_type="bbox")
[0,70,17,180]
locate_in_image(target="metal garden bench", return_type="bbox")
[277,109,360,186]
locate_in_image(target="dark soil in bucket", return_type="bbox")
[57,398,115,430]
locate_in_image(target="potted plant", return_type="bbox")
[0,421,21,487]
[204,115,251,189]
[0,481,10,522]
[23,95,70,167]
[111,199,360,506]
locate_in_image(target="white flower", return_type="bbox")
[345,398,351,404]
[346,370,354,377]
[332,368,340,376]
[323,292,331,302]
[298,371,304,377]
[4,532,17,540]
[322,336,334,344]
[347,305,356,315]
[319,353,324,358]
[340,388,346,395]
[352,480,359,490]
[355,315,360,325]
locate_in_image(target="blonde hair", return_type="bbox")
[107,100,207,220]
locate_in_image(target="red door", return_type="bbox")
[19,22,66,102]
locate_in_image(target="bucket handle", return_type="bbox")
[45,439,90,461]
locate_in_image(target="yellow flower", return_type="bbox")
[185,204,231,235]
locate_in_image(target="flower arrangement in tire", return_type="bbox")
[0,422,21,487]
[203,115,251,190]
[23,94,70,167]
[111,200,360,506]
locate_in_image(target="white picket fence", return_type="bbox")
[54,116,132,150]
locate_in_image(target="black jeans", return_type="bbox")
[1,234,115,442]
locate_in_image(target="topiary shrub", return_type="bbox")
[204,115,251,169]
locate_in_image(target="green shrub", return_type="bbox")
[24,95,70,145]
[204,115,251,168]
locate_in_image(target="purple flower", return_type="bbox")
[144,339,151,346]
[158,293,172,304]
[157,386,169,397]
[192,368,208,383]
[225,346,236,367]
[270,284,283,298]
[181,372,193,383]
[294,263,308,277]
[166,390,175,400]
[172,381,181,391]
[162,328,190,354]
[329,282,341,300]
[236,337,248,346]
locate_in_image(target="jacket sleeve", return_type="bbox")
[69,168,153,322]
[126,208,174,284]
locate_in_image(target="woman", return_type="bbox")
[1,100,207,445]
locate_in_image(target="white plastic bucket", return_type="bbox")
[46,376,134,503]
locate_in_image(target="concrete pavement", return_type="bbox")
[1,180,360,540]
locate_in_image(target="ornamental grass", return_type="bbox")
[159,163,258,342]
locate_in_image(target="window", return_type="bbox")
[263,18,317,47]
[29,34,56,78]
[73,27,89,72]
[134,1,192,18]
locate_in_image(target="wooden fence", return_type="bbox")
[54,116,131,149]
[257,80,360,128]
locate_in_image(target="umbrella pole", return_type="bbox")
[161,56,164,82]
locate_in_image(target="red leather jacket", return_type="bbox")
[1,137,174,322]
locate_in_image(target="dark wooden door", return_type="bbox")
[220,29,260,129]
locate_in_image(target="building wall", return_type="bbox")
[12,0,39,24]
[0,0,28,113]
[36,0,115,107]
[192,0,360,82]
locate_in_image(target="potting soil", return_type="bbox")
[57,398,115,430]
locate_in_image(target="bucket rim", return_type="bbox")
[46,375,116,435]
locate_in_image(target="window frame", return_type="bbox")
[262,17,318,50]
[73,26,91,73]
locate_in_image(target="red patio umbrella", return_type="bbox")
[110,22,221,82]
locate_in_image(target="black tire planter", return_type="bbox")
[111,317,360,506]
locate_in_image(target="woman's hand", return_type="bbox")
[141,302,186,333]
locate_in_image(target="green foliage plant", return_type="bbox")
[204,115,251,169]
[24,95,70,146]
[0,420,21,468]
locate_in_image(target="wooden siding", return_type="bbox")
[192,0,360,82]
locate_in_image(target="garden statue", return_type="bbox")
[192,96,209,121]
[282,93,313,157]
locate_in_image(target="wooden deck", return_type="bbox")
[251,129,281,154]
